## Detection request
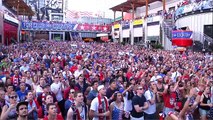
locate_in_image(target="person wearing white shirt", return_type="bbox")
[19,63,29,72]
[150,71,161,83]
[122,84,134,113]
[144,81,157,119]
[62,66,72,80]
[50,75,63,101]
[25,71,33,85]
[171,68,182,82]
[35,77,45,97]
[74,65,83,79]
[89,85,110,120]
[50,74,65,116]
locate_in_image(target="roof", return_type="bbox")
[110,0,162,12]
[3,0,34,16]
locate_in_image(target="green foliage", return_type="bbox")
[152,44,164,49]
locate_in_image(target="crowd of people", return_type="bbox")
[0,40,213,120]
[176,0,213,17]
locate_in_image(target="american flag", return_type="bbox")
[66,10,79,18]
[66,10,93,18]
[78,11,93,17]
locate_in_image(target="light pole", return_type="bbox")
[17,0,20,43]
[202,36,205,52]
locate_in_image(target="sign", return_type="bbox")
[172,31,192,39]
[122,21,130,29]
[133,19,144,25]
[21,22,75,31]
[114,30,119,38]
[21,21,111,32]
[147,16,160,23]
[172,30,193,47]
[4,14,19,24]
[113,16,122,22]
[114,24,120,29]
[101,36,109,42]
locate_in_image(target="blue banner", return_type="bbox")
[21,22,76,31]
[122,21,130,29]
[172,31,193,39]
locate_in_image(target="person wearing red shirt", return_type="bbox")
[126,67,133,80]
[10,69,22,88]
[163,82,179,116]
[69,63,78,73]
[43,103,64,120]
[76,55,83,61]
[63,86,71,100]
[51,55,59,63]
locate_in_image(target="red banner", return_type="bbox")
[172,39,193,47]
[76,24,110,32]
[172,30,193,47]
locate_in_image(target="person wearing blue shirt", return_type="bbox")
[87,80,98,105]
[16,82,28,101]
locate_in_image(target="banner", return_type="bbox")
[133,19,144,26]
[147,16,160,23]
[114,24,120,29]
[172,30,193,47]
[172,31,192,39]
[21,21,111,32]
[122,21,130,29]
[175,1,213,17]
[21,22,75,31]
[4,14,19,24]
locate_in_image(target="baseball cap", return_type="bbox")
[97,85,104,91]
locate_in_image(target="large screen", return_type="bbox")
[27,0,64,21]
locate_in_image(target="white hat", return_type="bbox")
[98,85,104,91]
[156,75,163,80]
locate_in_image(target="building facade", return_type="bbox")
[111,0,213,50]
[20,0,113,41]
[0,0,32,45]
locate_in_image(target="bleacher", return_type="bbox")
[175,0,213,19]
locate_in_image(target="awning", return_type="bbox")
[97,33,108,37]
[3,0,34,16]
[110,0,161,12]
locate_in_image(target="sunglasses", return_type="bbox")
[9,96,17,99]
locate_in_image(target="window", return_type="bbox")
[169,6,175,12]
[157,10,163,15]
